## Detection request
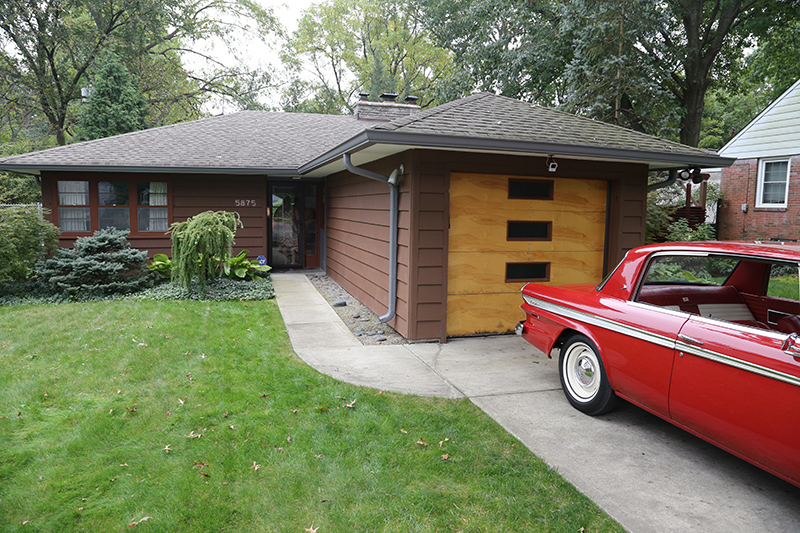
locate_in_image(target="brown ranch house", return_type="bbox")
[0,93,734,341]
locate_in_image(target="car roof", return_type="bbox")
[630,241,800,262]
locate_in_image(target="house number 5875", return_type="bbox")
[235,199,256,207]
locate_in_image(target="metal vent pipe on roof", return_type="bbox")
[380,93,399,103]
[342,153,403,324]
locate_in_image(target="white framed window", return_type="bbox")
[55,179,170,234]
[756,158,791,208]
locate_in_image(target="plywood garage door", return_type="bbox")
[447,172,608,336]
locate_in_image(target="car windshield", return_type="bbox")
[642,254,739,286]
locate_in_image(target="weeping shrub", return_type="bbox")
[169,210,242,289]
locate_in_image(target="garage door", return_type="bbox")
[447,173,608,336]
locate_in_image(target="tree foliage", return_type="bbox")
[0,0,278,146]
[280,0,456,113]
[417,0,800,147]
[77,50,147,141]
[0,206,59,283]
[169,210,242,290]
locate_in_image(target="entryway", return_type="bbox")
[268,182,322,269]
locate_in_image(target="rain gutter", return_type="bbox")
[647,169,678,192]
[342,153,403,324]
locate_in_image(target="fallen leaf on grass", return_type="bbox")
[163,445,172,453]
[251,462,261,470]
[185,431,202,438]
[441,454,449,460]
[128,516,152,527]
[439,437,450,448]
[305,526,318,533]
[193,461,208,469]
[400,429,408,434]
[416,439,428,447]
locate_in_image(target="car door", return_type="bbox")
[669,316,800,483]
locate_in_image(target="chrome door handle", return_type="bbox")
[678,334,704,346]
[781,333,800,356]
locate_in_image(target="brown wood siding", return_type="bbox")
[40,172,269,259]
[325,156,411,337]
[404,150,648,341]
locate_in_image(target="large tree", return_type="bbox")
[0,0,277,146]
[280,0,457,113]
[418,0,800,147]
[76,50,147,141]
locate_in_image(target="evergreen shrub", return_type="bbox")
[37,227,154,299]
[0,206,59,283]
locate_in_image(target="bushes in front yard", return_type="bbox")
[0,206,59,283]
[37,227,155,298]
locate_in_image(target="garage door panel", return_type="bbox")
[447,251,604,295]
[446,293,527,336]
[449,173,607,207]
[449,210,606,252]
[447,172,608,336]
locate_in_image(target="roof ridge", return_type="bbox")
[377,92,493,130]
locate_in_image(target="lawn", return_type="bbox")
[0,299,622,532]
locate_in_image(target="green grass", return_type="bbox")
[768,274,800,300]
[0,300,623,532]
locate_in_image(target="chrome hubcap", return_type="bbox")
[565,342,600,401]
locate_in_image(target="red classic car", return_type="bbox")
[518,241,800,487]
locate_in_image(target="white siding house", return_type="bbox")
[717,79,800,241]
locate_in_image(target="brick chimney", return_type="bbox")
[354,92,421,122]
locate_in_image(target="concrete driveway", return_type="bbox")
[273,272,800,533]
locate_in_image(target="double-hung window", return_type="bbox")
[757,159,791,208]
[55,179,170,234]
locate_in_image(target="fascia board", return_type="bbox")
[0,164,300,177]
[300,129,737,173]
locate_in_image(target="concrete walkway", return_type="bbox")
[273,272,800,533]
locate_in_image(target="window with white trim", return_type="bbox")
[756,159,790,208]
[55,179,170,234]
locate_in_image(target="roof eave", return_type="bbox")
[300,130,737,174]
[0,163,301,177]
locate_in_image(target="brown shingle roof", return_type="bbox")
[0,111,367,173]
[0,93,727,174]
[375,92,712,157]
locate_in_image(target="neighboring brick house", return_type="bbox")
[0,92,733,341]
[718,79,800,241]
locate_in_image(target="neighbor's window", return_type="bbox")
[757,159,790,208]
[56,179,169,234]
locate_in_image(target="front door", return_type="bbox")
[269,182,321,269]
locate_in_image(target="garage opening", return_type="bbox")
[446,172,608,336]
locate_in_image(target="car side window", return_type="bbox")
[641,255,738,286]
[766,263,800,301]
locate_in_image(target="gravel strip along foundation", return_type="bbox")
[307,274,406,345]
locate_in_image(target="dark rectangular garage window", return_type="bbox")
[506,262,550,282]
[508,179,553,200]
[507,221,552,241]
